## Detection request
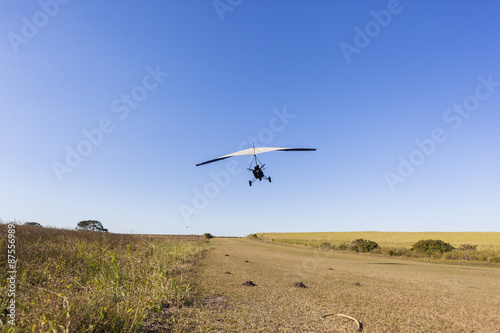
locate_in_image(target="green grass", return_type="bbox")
[0,223,206,332]
[257,232,500,264]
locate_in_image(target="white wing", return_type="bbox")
[196,147,316,166]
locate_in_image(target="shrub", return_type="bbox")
[338,243,348,251]
[318,242,334,250]
[411,239,454,256]
[203,233,214,239]
[351,239,379,253]
[247,233,259,239]
[460,244,477,251]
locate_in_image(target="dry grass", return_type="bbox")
[172,238,500,332]
[258,232,500,264]
[0,223,206,332]
[3,226,499,332]
[258,231,500,250]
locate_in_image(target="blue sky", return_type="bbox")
[1,1,499,236]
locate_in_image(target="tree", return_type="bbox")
[203,233,214,239]
[76,220,108,232]
[24,222,43,227]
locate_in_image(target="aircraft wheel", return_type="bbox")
[249,180,252,186]
[268,177,271,183]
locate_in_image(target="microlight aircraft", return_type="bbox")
[196,145,316,186]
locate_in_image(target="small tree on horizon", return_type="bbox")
[76,220,108,232]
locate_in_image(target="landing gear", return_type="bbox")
[268,177,271,183]
[249,180,252,186]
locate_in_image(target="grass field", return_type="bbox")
[168,238,500,332]
[258,232,500,250]
[257,232,500,264]
[0,223,206,332]
[2,227,499,332]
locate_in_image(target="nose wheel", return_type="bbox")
[249,180,252,186]
[268,177,271,183]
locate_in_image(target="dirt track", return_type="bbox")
[175,238,500,332]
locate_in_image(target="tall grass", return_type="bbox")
[0,223,206,332]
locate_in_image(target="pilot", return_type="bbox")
[253,165,263,178]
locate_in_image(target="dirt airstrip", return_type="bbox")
[157,238,500,332]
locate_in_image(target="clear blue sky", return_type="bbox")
[1,1,499,236]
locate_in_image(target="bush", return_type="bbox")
[247,233,259,239]
[318,242,334,250]
[460,244,477,251]
[351,239,379,253]
[412,239,454,256]
[338,243,348,251]
[203,233,214,239]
